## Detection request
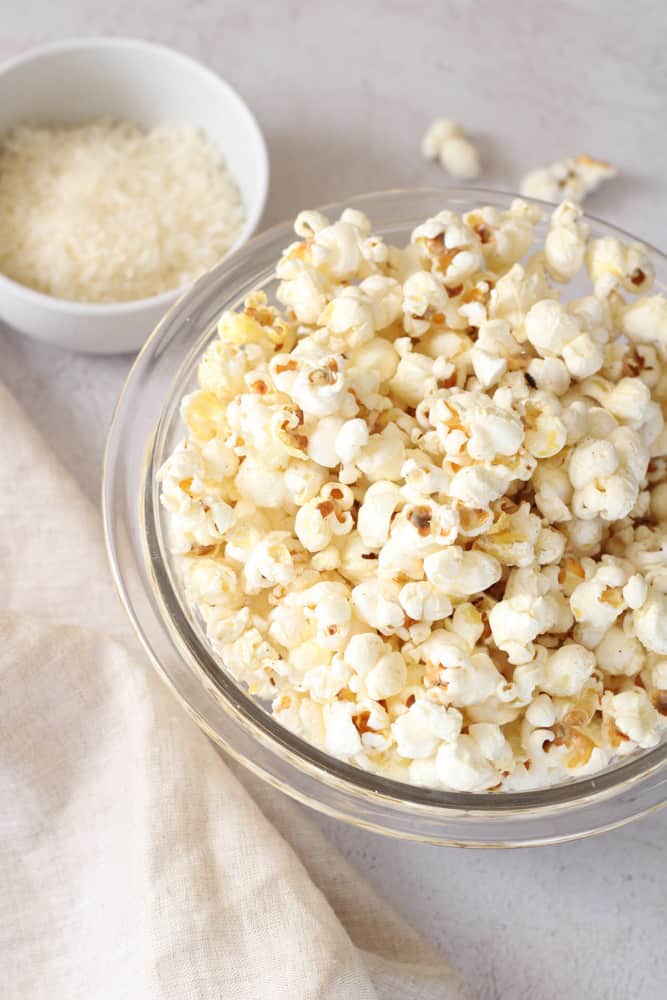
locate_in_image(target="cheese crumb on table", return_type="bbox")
[159,198,667,792]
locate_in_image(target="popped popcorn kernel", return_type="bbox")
[421,118,480,180]
[160,198,667,793]
[520,155,616,204]
[544,202,590,282]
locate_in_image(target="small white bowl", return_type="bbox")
[0,37,269,354]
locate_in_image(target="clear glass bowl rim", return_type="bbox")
[103,187,667,846]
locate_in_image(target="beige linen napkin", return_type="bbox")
[0,383,467,1000]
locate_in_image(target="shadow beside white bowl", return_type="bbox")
[0,36,269,355]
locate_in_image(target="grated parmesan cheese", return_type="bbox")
[0,119,245,303]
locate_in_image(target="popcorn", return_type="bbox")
[290,354,351,417]
[524,299,581,359]
[623,573,648,610]
[649,661,667,690]
[420,630,506,704]
[421,118,480,180]
[536,527,567,565]
[439,136,481,181]
[470,319,521,389]
[198,340,265,401]
[465,200,541,271]
[602,688,662,749]
[411,212,485,288]
[525,694,556,728]
[420,118,463,158]
[338,533,382,584]
[318,289,376,347]
[307,416,346,468]
[620,295,667,350]
[569,438,619,489]
[184,559,241,611]
[423,547,501,597]
[562,334,604,379]
[389,350,435,405]
[181,390,227,443]
[392,700,462,759]
[294,485,353,553]
[361,274,403,328]
[568,429,647,522]
[520,155,616,204]
[402,271,449,338]
[351,578,405,633]
[541,644,596,697]
[449,464,513,509]
[479,502,543,567]
[601,376,652,423]
[161,199,667,794]
[340,207,372,236]
[303,654,352,700]
[456,393,525,461]
[435,736,499,790]
[357,481,402,548]
[350,336,399,383]
[544,202,590,282]
[294,209,329,237]
[365,651,408,700]
[311,545,340,572]
[345,632,387,674]
[399,581,453,624]
[324,702,363,757]
[283,461,327,505]
[595,626,645,676]
[586,236,654,298]
[532,461,573,522]
[243,532,295,594]
[569,558,629,637]
[310,221,366,280]
[450,603,485,646]
[650,482,667,521]
[306,581,353,648]
[490,261,557,333]
[277,269,328,324]
[489,590,565,665]
[355,424,406,482]
[469,723,514,771]
[633,587,667,654]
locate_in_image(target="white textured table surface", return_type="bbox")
[2,3,666,998]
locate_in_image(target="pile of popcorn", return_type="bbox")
[159,198,667,792]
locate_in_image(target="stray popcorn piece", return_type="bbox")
[440,137,481,182]
[520,155,616,204]
[421,117,481,180]
[160,198,667,794]
[420,118,463,159]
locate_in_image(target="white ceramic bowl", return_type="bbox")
[0,36,269,354]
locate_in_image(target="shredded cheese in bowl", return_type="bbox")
[0,119,245,303]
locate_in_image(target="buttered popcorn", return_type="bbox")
[159,198,667,792]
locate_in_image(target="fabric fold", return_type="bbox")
[0,383,467,1000]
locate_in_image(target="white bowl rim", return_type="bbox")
[0,34,269,316]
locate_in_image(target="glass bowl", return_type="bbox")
[103,188,667,846]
